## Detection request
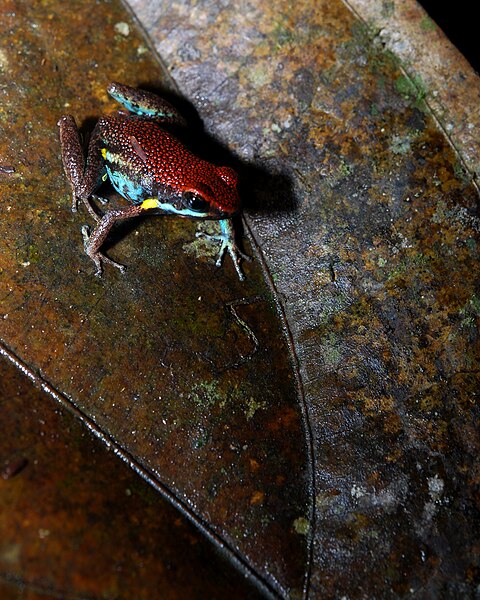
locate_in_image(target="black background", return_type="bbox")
[418,0,478,74]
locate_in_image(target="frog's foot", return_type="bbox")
[81,225,126,277]
[92,194,109,205]
[71,193,104,222]
[196,222,251,281]
[78,197,102,223]
[79,205,145,277]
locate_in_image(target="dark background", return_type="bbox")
[418,0,479,73]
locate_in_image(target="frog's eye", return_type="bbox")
[182,191,210,212]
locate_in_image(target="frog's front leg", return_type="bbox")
[196,219,250,281]
[107,82,186,126]
[81,203,151,276]
[57,115,105,221]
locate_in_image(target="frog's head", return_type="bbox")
[174,165,241,220]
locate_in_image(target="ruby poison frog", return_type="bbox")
[58,82,248,280]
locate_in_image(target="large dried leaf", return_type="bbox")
[2,0,480,597]
[129,0,480,597]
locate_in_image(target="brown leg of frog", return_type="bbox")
[57,115,105,221]
[107,82,186,126]
[81,204,149,277]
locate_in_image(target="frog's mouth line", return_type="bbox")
[141,198,232,220]
[158,201,211,219]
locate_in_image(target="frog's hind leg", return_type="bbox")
[81,203,151,277]
[107,82,186,126]
[57,115,105,220]
[58,115,85,211]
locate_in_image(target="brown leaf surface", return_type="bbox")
[0,355,263,599]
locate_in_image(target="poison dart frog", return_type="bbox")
[58,82,249,279]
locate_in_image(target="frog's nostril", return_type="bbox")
[217,166,238,187]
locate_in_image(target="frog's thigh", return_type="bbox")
[58,115,85,193]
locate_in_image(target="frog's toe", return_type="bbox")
[71,195,78,212]
[108,258,126,274]
[224,245,247,281]
[80,199,103,222]
[92,194,109,205]
[87,248,126,277]
[229,246,252,264]
[94,256,126,277]
[93,258,103,278]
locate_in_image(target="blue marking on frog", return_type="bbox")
[106,165,145,203]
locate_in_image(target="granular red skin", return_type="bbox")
[99,116,240,214]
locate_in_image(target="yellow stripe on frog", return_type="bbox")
[141,198,159,210]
